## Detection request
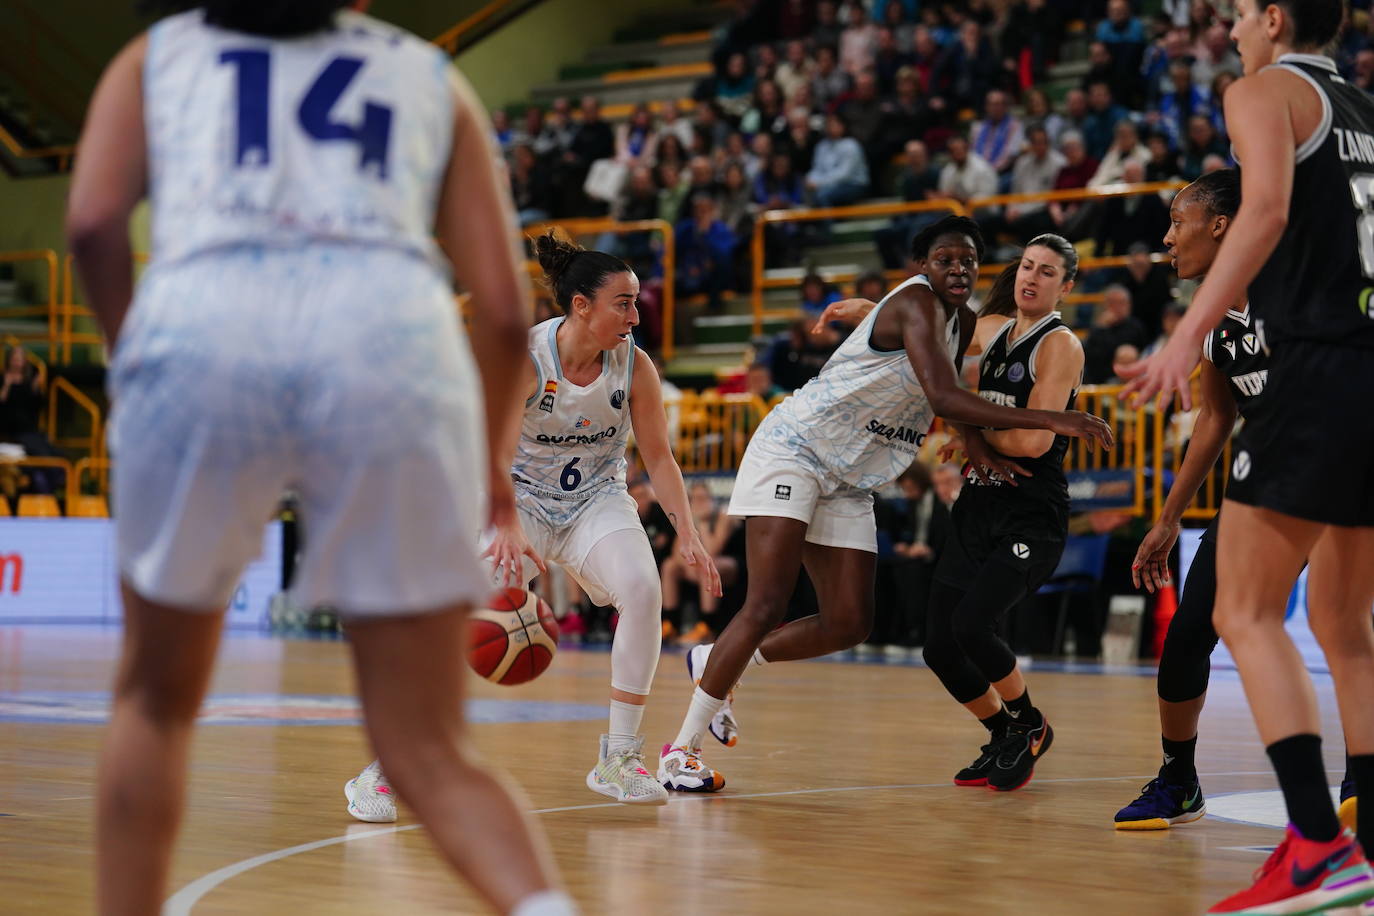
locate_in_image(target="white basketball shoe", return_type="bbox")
[658,736,726,793]
[586,734,669,805]
[345,760,397,823]
[686,643,739,747]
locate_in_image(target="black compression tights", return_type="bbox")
[1156,532,1220,704]
[922,564,1027,705]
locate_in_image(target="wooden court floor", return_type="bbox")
[0,626,1354,915]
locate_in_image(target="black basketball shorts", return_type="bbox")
[934,484,1066,592]
[1226,340,1374,527]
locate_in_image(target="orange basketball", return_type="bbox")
[468,588,559,685]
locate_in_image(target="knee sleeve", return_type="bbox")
[946,558,1024,686]
[578,529,663,696]
[1157,535,1220,703]
[923,580,991,704]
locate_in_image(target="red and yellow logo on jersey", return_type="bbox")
[538,379,557,413]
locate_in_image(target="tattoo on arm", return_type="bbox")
[667,511,680,531]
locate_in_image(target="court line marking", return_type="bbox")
[162,768,1293,915]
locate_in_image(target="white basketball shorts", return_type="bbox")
[108,247,489,617]
[493,483,649,607]
[727,443,877,553]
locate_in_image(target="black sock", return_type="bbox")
[1162,735,1199,783]
[980,708,1013,739]
[1005,689,1040,726]
[1349,754,1374,858]
[1267,734,1341,843]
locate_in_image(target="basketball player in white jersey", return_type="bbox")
[67,2,574,913]
[658,217,1114,792]
[346,231,721,815]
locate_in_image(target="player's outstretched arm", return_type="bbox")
[812,297,877,330]
[1131,357,1236,592]
[896,286,1114,450]
[1121,73,1294,410]
[437,67,533,529]
[628,347,722,598]
[67,35,148,346]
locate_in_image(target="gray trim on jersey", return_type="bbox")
[1026,323,1078,385]
[525,353,544,408]
[1202,327,1214,364]
[1005,310,1062,351]
[546,315,611,383]
[623,341,635,407]
[1268,56,1335,165]
[865,274,933,356]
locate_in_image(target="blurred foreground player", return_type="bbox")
[68,1,573,912]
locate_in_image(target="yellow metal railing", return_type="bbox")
[526,218,678,359]
[0,249,59,356]
[433,0,516,54]
[669,391,770,473]
[749,181,1187,335]
[1070,384,1148,517]
[750,198,969,335]
[46,376,102,464]
[70,456,111,508]
[1150,371,1223,520]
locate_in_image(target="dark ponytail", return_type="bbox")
[533,230,631,312]
[1273,0,1345,50]
[979,262,1020,318]
[138,0,349,36]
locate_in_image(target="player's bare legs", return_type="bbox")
[1212,503,1323,745]
[754,541,874,662]
[347,608,564,912]
[660,517,806,791]
[97,583,224,916]
[694,517,808,699]
[1160,696,1208,742]
[1306,522,1374,857]
[959,668,1028,720]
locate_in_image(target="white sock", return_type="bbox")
[751,648,768,667]
[607,699,645,753]
[673,686,725,750]
[511,890,578,916]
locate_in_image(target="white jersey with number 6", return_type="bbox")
[513,318,634,522]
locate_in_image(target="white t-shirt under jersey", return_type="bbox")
[746,275,962,493]
[513,318,634,519]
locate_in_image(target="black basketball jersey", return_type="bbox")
[1247,54,1374,349]
[968,312,1079,506]
[1201,304,1268,416]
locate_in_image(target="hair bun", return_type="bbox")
[534,230,582,286]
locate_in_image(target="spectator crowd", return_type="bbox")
[487,0,1374,347]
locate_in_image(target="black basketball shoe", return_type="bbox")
[987,714,1053,791]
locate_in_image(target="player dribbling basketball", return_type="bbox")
[346,232,721,818]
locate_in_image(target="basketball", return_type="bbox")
[467,588,559,685]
